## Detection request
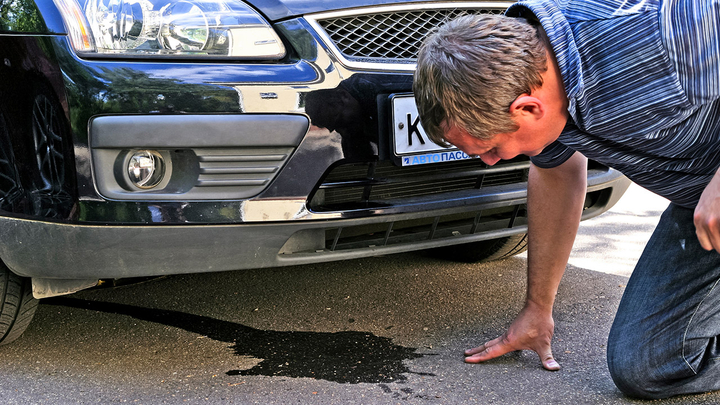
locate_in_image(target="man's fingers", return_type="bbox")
[464,345,486,357]
[708,221,720,252]
[464,337,501,357]
[465,340,562,370]
[464,337,514,363]
[694,204,720,252]
[539,351,560,371]
[696,227,713,251]
[696,223,720,252]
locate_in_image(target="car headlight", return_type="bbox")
[53,0,285,58]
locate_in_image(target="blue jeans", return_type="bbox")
[607,203,720,399]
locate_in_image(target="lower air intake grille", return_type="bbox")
[324,205,526,252]
[308,157,530,211]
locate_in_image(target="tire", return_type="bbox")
[428,234,528,263]
[0,261,38,345]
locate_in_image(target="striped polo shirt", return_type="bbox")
[506,0,720,208]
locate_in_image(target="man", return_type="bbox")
[413,0,720,399]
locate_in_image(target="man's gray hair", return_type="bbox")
[413,14,548,145]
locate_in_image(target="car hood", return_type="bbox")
[249,0,437,21]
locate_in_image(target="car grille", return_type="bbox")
[321,204,527,252]
[310,5,507,66]
[308,156,529,211]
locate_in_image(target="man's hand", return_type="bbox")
[695,169,720,252]
[464,302,560,371]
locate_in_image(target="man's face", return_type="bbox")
[443,124,558,166]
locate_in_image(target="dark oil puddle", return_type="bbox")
[44,297,434,384]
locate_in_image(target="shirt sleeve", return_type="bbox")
[529,140,576,168]
[528,119,580,168]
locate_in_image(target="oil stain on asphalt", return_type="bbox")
[45,297,435,384]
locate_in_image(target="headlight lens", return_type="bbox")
[54,0,285,58]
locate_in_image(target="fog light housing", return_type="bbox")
[127,150,165,189]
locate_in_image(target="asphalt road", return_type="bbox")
[2,184,720,404]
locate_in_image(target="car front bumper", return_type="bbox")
[1,168,630,279]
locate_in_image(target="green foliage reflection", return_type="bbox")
[0,0,46,32]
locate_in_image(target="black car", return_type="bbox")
[0,0,630,344]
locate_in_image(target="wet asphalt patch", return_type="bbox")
[44,297,435,384]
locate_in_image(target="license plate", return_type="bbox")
[391,94,472,166]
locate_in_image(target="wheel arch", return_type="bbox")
[0,38,77,220]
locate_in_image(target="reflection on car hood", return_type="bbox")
[248,0,442,21]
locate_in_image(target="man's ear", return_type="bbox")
[509,95,545,120]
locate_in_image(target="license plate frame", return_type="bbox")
[390,94,472,166]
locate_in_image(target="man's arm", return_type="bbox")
[464,151,587,370]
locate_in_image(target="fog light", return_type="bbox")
[127,150,165,189]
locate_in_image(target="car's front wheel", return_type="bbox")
[0,261,38,345]
[428,234,528,263]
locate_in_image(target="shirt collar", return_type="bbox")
[506,0,584,120]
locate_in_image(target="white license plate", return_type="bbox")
[391,95,472,166]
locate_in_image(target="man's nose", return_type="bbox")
[480,153,501,166]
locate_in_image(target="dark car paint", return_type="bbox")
[51,25,402,223]
[244,0,425,21]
